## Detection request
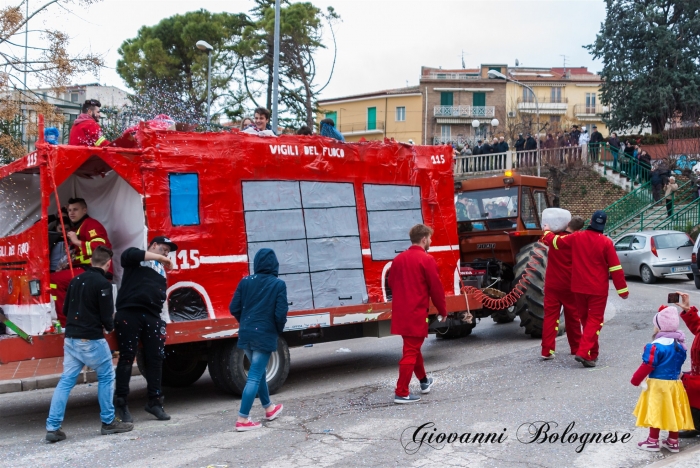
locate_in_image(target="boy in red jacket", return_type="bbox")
[541,210,628,367]
[388,224,447,403]
[69,99,111,147]
[675,292,700,438]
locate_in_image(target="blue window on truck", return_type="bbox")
[169,173,200,226]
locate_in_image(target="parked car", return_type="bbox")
[613,230,694,284]
[691,233,700,289]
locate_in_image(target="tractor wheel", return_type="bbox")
[492,306,517,324]
[513,241,547,338]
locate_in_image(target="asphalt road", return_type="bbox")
[2,275,700,468]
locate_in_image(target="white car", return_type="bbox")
[613,230,694,284]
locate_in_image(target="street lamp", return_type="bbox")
[488,69,541,176]
[196,40,214,130]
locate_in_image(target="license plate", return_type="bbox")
[671,266,691,273]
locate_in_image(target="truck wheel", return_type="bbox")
[208,342,235,394]
[217,337,291,396]
[435,324,474,338]
[136,345,208,388]
[492,306,517,323]
[513,242,547,338]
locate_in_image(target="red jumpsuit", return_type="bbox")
[388,245,447,397]
[68,114,111,147]
[680,307,700,415]
[541,229,628,361]
[50,216,111,325]
[541,231,582,358]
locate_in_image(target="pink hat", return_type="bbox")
[654,305,679,332]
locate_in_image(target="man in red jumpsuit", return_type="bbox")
[676,292,700,438]
[541,210,628,367]
[541,215,584,360]
[50,198,111,325]
[389,224,447,403]
[68,99,111,147]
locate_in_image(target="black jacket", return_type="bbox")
[497,142,509,153]
[116,248,167,317]
[473,145,483,155]
[64,266,114,340]
[482,143,493,154]
[525,137,537,150]
[514,137,525,151]
[590,131,604,143]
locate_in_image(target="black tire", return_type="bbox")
[492,306,517,324]
[217,337,291,396]
[435,324,474,339]
[687,273,695,281]
[640,264,657,284]
[136,345,208,388]
[208,342,235,394]
[513,242,547,338]
[695,274,700,289]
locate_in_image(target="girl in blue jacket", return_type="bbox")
[230,248,288,432]
[632,305,695,452]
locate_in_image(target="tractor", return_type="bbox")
[453,170,554,338]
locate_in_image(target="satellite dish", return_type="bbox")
[515,59,519,66]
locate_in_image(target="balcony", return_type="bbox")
[433,105,495,118]
[516,97,568,114]
[338,121,385,136]
[425,73,481,80]
[433,135,473,145]
[574,104,608,120]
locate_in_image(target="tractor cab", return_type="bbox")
[454,171,550,293]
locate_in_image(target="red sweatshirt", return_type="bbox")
[544,231,573,291]
[681,306,700,408]
[69,114,110,147]
[388,245,447,338]
[541,229,628,298]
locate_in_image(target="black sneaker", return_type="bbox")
[101,419,134,435]
[145,397,171,421]
[575,355,597,368]
[420,377,435,394]
[114,397,133,423]
[46,429,66,443]
[394,394,421,404]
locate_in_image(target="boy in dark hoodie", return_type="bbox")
[230,248,288,431]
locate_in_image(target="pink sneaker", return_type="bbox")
[637,437,660,452]
[235,419,262,432]
[265,404,284,421]
[661,438,680,453]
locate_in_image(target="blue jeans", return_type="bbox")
[46,338,115,431]
[238,350,272,418]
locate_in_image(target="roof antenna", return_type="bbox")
[515,58,519,67]
[560,54,569,77]
[461,50,466,69]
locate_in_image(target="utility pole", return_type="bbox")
[22,1,29,149]
[271,0,281,132]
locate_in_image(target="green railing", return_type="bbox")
[656,198,700,232]
[601,181,653,234]
[592,142,652,185]
[609,179,696,237]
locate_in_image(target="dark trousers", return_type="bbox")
[114,309,167,401]
[395,336,426,397]
[666,198,674,217]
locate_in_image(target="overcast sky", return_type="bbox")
[10,0,607,100]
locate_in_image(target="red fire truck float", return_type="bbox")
[0,120,482,395]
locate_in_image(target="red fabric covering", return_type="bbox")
[574,293,608,360]
[631,363,654,386]
[681,306,700,408]
[68,114,110,147]
[544,231,574,291]
[541,230,628,297]
[388,245,447,338]
[542,287,581,357]
[395,336,426,397]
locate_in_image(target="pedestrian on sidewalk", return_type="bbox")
[631,304,694,453]
[665,176,679,217]
[674,292,700,438]
[389,224,447,403]
[541,210,629,368]
[45,246,133,442]
[229,248,287,431]
[113,237,176,423]
[540,211,584,361]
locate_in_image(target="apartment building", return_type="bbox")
[506,66,608,136]
[316,87,422,143]
[419,64,508,147]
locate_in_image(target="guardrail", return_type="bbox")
[454,152,512,177]
[433,105,496,118]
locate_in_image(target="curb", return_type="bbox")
[0,365,140,395]
[648,439,700,467]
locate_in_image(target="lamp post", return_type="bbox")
[196,40,214,130]
[488,69,541,176]
[271,0,281,132]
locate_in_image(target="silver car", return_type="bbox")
[613,230,694,284]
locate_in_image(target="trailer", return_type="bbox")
[0,121,482,394]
